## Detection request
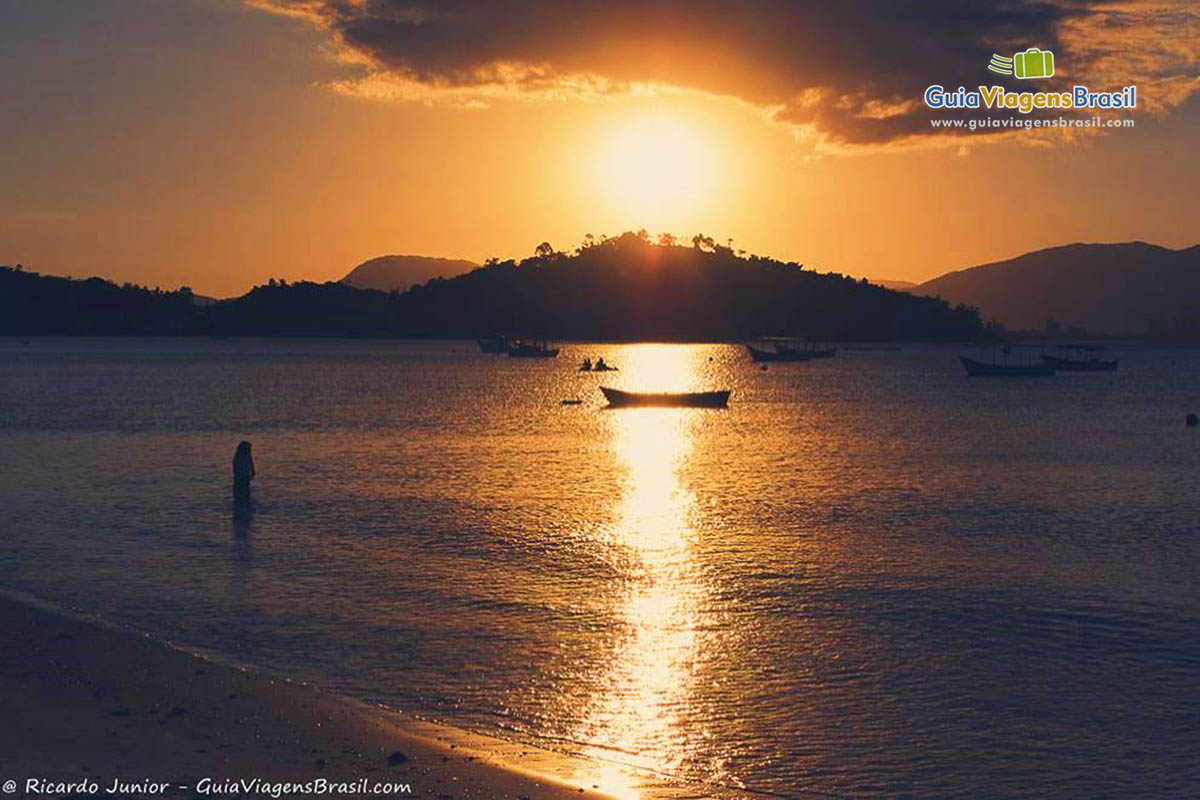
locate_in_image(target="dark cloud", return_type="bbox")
[250,0,1198,148]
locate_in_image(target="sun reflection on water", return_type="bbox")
[574,345,715,797]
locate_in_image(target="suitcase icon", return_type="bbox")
[1013,48,1054,79]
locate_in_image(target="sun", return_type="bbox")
[590,113,717,230]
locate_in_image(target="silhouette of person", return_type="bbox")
[582,357,592,370]
[596,357,608,371]
[233,441,255,502]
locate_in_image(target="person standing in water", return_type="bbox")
[233,441,255,501]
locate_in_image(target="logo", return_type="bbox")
[923,46,1136,115]
[988,48,1055,79]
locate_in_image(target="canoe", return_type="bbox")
[960,356,1055,377]
[1041,353,1118,371]
[600,387,730,408]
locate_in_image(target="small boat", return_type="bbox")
[747,340,809,362]
[600,387,730,408]
[783,342,837,359]
[508,339,559,358]
[960,356,1055,377]
[476,336,510,354]
[772,340,840,357]
[747,337,835,361]
[561,399,583,405]
[1041,345,1118,372]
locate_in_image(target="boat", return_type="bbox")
[747,337,836,361]
[747,344,807,362]
[779,341,837,359]
[1041,353,1117,372]
[600,387,730,408]
[746,339,810,362]
[1041,345,1118,372]
[510,344,559,358]
[508,339,559,358]
[960,356,1055,377]
[476,336,510,354]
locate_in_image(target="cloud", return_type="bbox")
[1058,2,1200,112]
[248,0,1200,149]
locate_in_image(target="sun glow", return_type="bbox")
[590,114,718,229]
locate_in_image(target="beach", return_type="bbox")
[0,591,681,800]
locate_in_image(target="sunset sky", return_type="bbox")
[2,0,1198,298]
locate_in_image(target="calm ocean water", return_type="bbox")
[2,338,1199,798]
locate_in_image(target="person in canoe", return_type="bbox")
[595,357,614,371]
[580,357,592,371]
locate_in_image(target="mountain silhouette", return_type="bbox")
[341,254,476,292]
[918,242,1200,336]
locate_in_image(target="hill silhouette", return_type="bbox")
[1,234,986,340]
[379,233,983,340]
[0,265,201,335]
[918,242,1200,336]
[341,254,476,292]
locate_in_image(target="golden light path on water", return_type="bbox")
[572,345,723,798]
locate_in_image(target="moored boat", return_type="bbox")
[1041,345,1118,371]
[508,338,559,358]
[600,387,730,408]
[960,356,1055,377]
[781,342,837,358]
[747,337,835,361]
[1041,353,1117,371]
[806,346,837,359]
[476,336,510,354]
[747,341,809,362]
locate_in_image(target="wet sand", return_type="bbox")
[0,592,695,799]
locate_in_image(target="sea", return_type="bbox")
[2,338,1198,798]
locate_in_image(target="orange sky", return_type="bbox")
[1,0,1198,297]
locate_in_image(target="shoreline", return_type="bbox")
[0,588,708,800]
